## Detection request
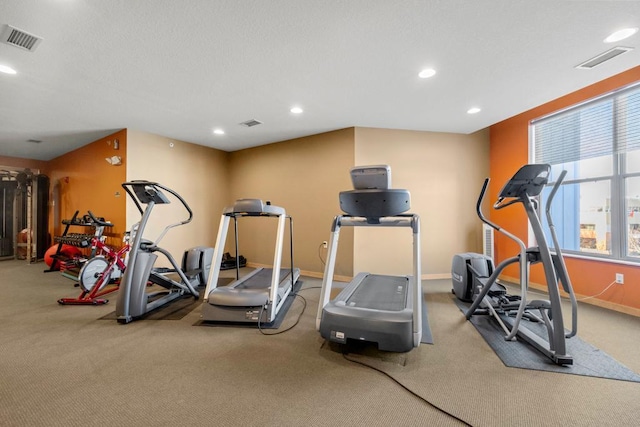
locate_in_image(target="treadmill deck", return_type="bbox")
[344,274,408,311]
[320,272,414,352]
[202,267,300,323]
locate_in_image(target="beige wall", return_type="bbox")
[354,127,490,278]
[227,128,355,277]
[125,130,229,266]
[122,126,488,278]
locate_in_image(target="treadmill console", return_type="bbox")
[350,165,391,190]
[341,165,410,221]
[225,198,285,216]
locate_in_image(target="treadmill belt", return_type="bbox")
[345,274,408,311]
[235,268,292,290]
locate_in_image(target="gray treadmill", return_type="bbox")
[202,199,300,324]
[316,165,422,352]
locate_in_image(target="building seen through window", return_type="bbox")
[532,84,640,261]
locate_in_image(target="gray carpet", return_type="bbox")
[100,277,235,321]
[454,297,640,382]
[4,263,640,427]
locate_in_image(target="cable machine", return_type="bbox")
[0,168,49,262]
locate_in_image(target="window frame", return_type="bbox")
[529,80,640,264]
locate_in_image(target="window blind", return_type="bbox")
[533,84,640,165]
[618,89,640,154]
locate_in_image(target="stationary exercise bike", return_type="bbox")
[452,164,577,366]
[58,212,130,305]
[115,181,213,324]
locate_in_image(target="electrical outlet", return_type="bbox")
[322,241,328,249]
[615,273,624,284]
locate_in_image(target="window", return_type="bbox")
[531,82,640,262]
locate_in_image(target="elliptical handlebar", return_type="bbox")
[476,178,503,232]
[545,170,567,227]
[152,182,193,226]
[463,163,577,364]
[544,169,578,338]
[473,174,529,342]
[121,181,193,246]
[493,197,522,211]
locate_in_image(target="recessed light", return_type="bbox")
[467,107,481,114]
[604,27,638,43]
[290,107,303,114]
[0,65,17,75]
[418,68,436,79]
[213,129,225,135]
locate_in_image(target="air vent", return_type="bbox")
[27,139,42,143]
[239,119,263,127]
[575,46,633,69]
[1,25,43,52]
[482,224,494,259]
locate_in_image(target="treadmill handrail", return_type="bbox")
[335,214,419,231]
[203,205,297,324]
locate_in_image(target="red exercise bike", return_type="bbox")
[58,212,130,305]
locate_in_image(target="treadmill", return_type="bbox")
[202,199,300,324]
[316,165,422,352]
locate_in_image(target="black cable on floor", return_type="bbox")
[341,352,473,427]
[299,285,321,291]
[257,294,307,335]
[261,285,470,424]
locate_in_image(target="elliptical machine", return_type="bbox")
[115,181,213,324]
[451,164,577,366]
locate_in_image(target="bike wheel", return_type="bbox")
[79,256,111,292]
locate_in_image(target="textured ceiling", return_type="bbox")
[0,0,639,161]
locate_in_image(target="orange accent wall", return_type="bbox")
[47,130,127,251]
[490,66,640,314]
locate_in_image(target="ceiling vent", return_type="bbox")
[1,25,43,52]
[27,139,42,143]
[239,119,263,128]
[575,46,633,69]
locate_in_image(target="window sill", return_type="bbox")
[559,251,640,267]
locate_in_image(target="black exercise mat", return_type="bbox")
[454,297,640,382]
[99,278,234,321]
[195,280,304,329]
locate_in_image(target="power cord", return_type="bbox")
[318,242,326,267]
[518,279,620,302]
[263,285,471,424]
[341,352,472,426]
[256,285,323,335]
[257,294,307,335]
[299,285,322,291]
[577,280,618,301]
